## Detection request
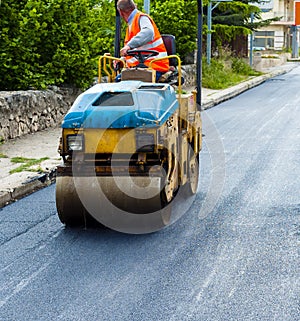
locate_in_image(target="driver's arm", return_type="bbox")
[127,16,154,49]
[120,16,154,57]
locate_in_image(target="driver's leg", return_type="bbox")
[156,71,164,82]
[115,74,121,82]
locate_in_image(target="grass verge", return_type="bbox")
[202,57,262,89]
[9,157,49,174]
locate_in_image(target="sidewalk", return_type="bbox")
[0,62,298,208]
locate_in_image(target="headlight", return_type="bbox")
[136,133,155,152]
[67,134,84,152]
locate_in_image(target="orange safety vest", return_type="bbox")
[124,11,169,73]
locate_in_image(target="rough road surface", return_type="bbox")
[0,64,299,320]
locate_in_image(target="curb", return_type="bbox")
[0,169,56,208]
[202,64,295,110]
[0,63,297,209]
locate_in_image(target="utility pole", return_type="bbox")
[206,0,232,65]
[292,0,300,58]
[196,0,203,110]
[144,0,150,14]
[249,12,254,67]
[291,25,299,58]
[207,1,213,65]
[114,0,121,58]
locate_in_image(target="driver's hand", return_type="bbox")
[113,60,118,69]
[120,45,131,57]
[113,57,125,70]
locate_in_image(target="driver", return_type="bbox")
[117,0,169,81]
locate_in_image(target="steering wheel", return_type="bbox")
[126,49,159,65]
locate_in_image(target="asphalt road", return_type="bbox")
[1,67,300,321]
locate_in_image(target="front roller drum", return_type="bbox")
[56,176,94,227]
[56,175,172,234]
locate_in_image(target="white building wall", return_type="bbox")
[253,0,299,50]
[274,30,285,49]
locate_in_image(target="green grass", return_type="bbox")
[0,153,8,158]
[9,157,49,174]
[202,57,262,89]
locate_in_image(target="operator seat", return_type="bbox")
[162,34,177,67]
[160,34,184,85]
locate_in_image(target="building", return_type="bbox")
[252,0,300,52]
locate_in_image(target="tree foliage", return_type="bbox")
[0,0,115,90]
[206,0,281,53]
[0,0,277,90]
[149,0,198,60]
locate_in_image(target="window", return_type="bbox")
[253,31,275,49]
[92,92,134,107]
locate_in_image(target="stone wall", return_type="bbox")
[0,86,81,142]
[252,52,291,72]
[182,64,197,89]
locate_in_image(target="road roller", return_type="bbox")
[55,1,203,234]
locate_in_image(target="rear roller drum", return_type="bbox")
[187,148,199,195]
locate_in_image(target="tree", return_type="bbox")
[204,0,281,56]
[149,0,198,61]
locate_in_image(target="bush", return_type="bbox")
[202,58,241,89]
[0,0,115,90]
[231,57,258,75]
[202,56,261,89]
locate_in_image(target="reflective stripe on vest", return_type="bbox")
[125,11,169,73]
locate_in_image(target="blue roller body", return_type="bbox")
[62,81,179,129]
